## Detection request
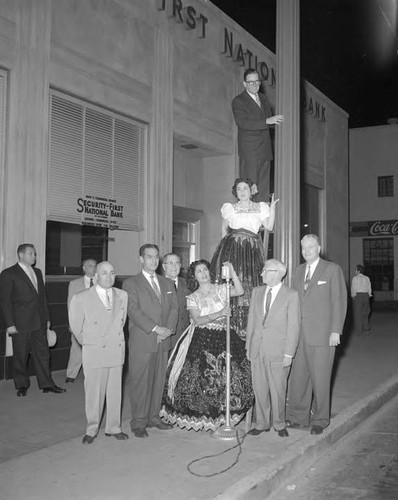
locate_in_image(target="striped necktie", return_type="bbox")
[150,275,161,302]
[304,266,312,291]
[262,288,272,325]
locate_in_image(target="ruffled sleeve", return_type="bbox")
[186,293,198,311]
[259,202,270,224]
[220,203,235,223]
[216,284,228,305]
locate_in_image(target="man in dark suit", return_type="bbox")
[287,234,347,435]
[232,68,284,199]
[0,243,65,396]
[123,244,178,438]
[69,261,128,444]
[162,253,190,349]
[65,258,97,383]
[246,259,300,437]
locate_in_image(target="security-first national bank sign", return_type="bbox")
[77,195,124,230]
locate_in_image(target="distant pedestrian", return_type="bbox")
[351,265,372,336]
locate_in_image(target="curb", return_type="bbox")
[212,374,398,500]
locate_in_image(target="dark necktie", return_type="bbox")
[150,275,161,302]
[174,279,178,290]
[89,278,94,288]
[304,266,311,291]
[262,288,272,325]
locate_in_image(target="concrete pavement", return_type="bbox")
[0,309,397,499]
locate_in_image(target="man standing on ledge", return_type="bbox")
[287,234,347,435]
[65,258,97,383]
[232,68,284,200]
[123,244,178,438]
[0,243,65,396]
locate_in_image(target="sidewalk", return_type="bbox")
[0,310,397,500]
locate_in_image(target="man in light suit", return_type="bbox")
[69,261,128,444]
[246,259,300,437]
[287,234,347,435]
[232,68,284,199]
[162,253,190,349]
[65,258,97,383]
[0,243,65,396]
[123,244,178,438]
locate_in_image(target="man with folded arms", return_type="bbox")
[69,261,128,444]
[287,234,347,435]
[246,259,300,437]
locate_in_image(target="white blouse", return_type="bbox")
[221,202,270,234]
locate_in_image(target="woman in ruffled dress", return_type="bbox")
[211,177,278,338]
[160,260,253,432]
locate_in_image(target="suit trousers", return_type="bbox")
[129,345,168,429]
[11,328,54,390]
[352,293,370,335]
[287,339,335,428]
[83,364,123,436]
[251,356,289,431]
[239,157,271,200]
[66,333,82,379]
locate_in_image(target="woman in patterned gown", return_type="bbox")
[211,177,278,339]
[160,260,253,432]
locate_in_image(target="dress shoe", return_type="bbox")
[131,428,149,438]
[65,377,75,383]
[147,420,173,430]
[285,419,305,429]
[42,385,66,394]
[105,432,129,440]
[82,434,95,445]
[277,428,289,437]
[310,425,323,435]
[16,388,28,397]
[247,427,270,436]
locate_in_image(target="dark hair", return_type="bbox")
[243,68,259,82]
[17,243,35,256]
[82,258,97,266]
[139,243,159,257]
[232,177,254,199]
[356,264,364,274]
[186,259,213,292]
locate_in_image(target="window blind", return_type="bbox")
[47,91,145,231]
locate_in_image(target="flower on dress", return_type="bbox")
[250,184,258,196]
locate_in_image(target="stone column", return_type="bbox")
[147,29,174,254]
[274,0,301,283]
[3,0,51,268]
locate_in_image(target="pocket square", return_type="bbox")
[317,280,327,285]
[166,291,173,294]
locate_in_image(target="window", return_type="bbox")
[172,206,203,276]
[301,184,320,239]
[47,91,146,231]
[46,221,108,275]
[378,176,394,197]
[363,238,394,291]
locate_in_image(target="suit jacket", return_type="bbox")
[246,285,300,361]
[292,258,347,346]
[67,276,86,308]
[68,286,127,368]
[0,263,49,333]
[123,272,178,354]
[167,276,190,348]
[232,90,273,162]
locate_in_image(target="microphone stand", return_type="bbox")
[212,266,244,441]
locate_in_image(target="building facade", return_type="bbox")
[350,123,398,302]
[0,0,348,378]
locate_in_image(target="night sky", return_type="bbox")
[211,0,398,128]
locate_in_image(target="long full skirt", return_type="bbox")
[160,326,254,432]
[211,228,265,338]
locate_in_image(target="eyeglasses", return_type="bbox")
[245,80,261,85]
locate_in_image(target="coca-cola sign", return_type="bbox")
[369,220,398,236]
